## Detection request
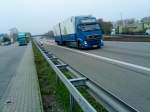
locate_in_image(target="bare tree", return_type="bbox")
[141,16,150,22]
[97,19,113,34]
[116,18,136,26]
[9,27,19,43]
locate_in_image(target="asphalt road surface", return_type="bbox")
[44,41,150,112]
[0,45,26,100]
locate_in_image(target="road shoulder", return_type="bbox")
[0,44,43,112]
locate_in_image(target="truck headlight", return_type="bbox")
[84,41,87,45]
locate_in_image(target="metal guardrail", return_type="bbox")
[34,40,97,112]
[104,34,150,38]
[34,40,139,112]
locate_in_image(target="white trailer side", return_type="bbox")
[60,17,76,36]
[53,24,61,37]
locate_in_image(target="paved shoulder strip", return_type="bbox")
[0,44,43,112]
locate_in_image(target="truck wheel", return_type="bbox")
[57,41,62,45]
[77,41,80,48]
[56,42,59,45]
[62,41,66,45]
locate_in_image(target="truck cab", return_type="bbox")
[53,16,104,49]
[75,16,103,48]
[17,32,28,46]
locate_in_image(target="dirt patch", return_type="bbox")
[42,95,63,112]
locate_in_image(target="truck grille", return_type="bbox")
[87,35,101,41]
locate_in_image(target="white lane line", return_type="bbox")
[52,44,150,72]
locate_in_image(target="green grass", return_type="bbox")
[78,87,107,112]
[63,70,108,112]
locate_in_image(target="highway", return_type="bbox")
[0,45,26,99]
[43,40,150,112]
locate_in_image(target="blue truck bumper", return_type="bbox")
[19,42,27,46]
[81,40,104,49]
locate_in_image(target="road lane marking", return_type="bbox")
[51,44,150,73]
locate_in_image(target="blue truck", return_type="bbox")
[53,16,104,49]
[17,32,29,46]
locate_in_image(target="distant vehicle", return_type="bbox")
[0,34,11,46]
[17,32,29,46]
[145,28,150,35]
[39,39,43,46]
[3,41,11,46]
[53,16,104,49]
[111,29,116,35]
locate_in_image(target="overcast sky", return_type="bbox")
[0,0,150,34]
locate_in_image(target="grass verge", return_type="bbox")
[78,87,107,112]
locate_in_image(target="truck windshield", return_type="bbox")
[79,24,100,32]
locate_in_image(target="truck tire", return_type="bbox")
[56,42,59,45]
[77,40,80,48]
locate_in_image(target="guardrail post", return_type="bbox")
[69,94,75,112]
[55,73,59,84]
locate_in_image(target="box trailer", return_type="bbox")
[53,16,104,49]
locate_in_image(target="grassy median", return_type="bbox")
[32,43,107,112]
